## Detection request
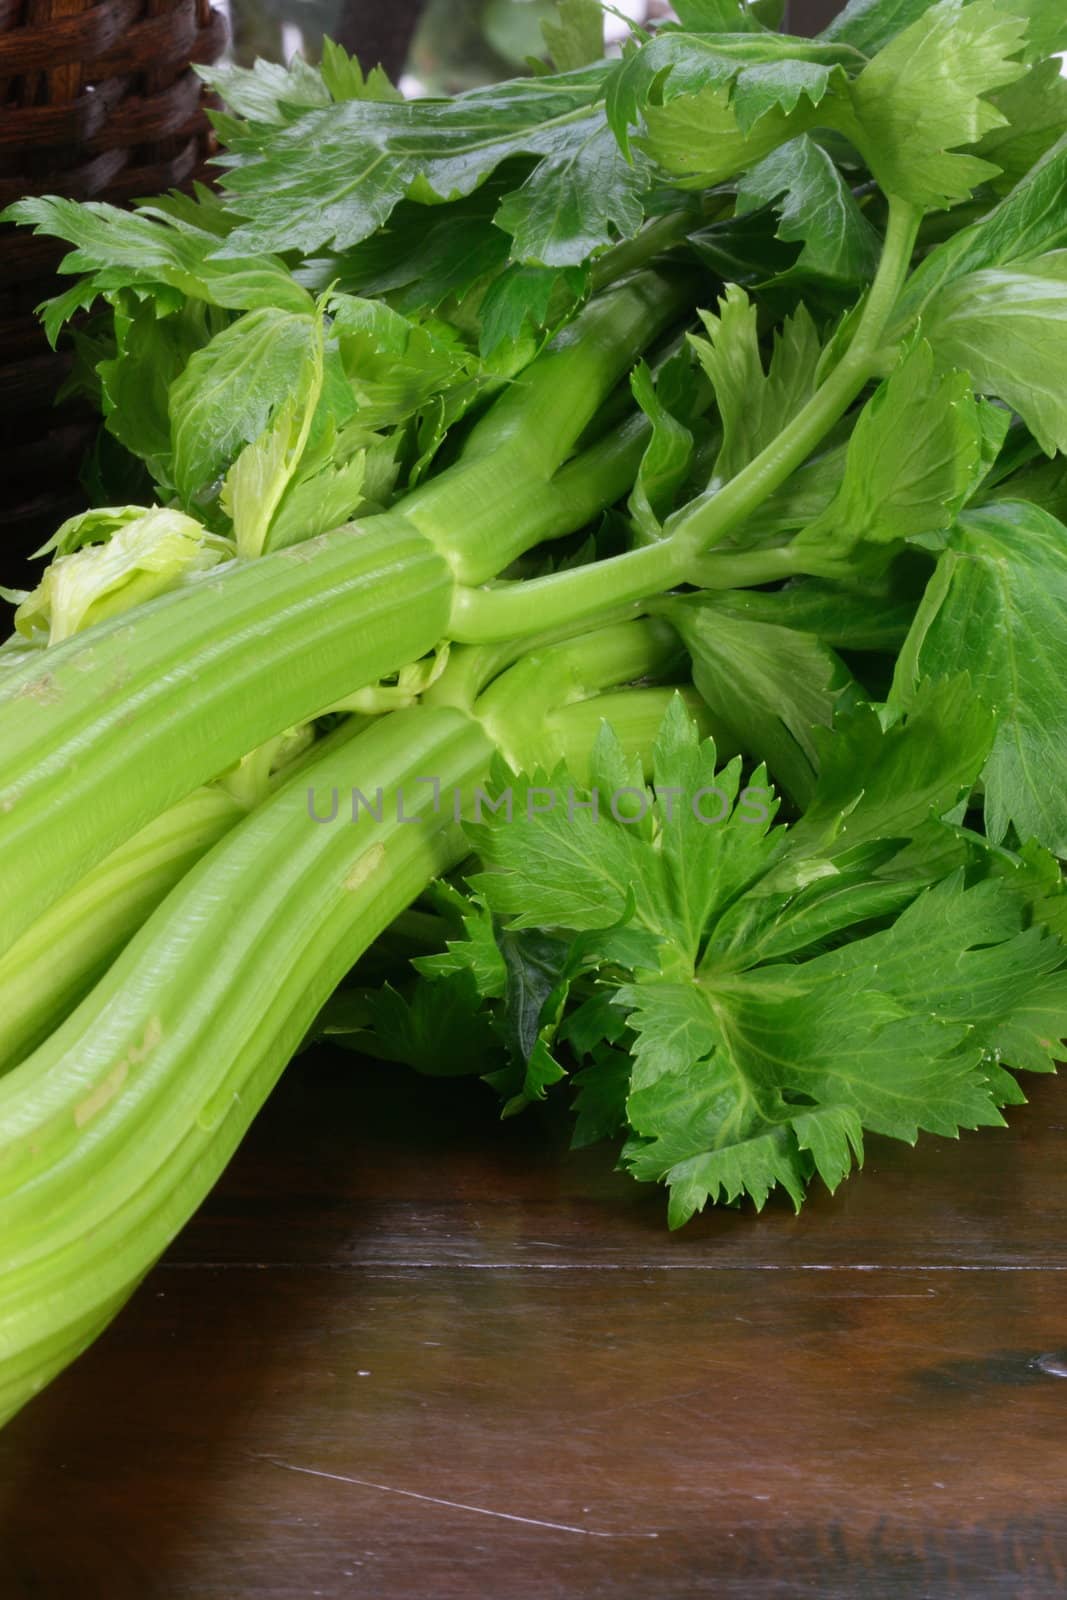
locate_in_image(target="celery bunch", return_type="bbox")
[2,0,1067,1423]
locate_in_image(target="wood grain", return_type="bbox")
[0,1055,1064,1598]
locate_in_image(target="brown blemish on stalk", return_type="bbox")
[14,674,61,705]
[73,1015,163,1128]
[282,535,331,565]
[344,843,386,892]
[108,660,133,694]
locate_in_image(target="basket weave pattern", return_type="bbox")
[1,0,227,548]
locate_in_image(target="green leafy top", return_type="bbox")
[214,69,625,263]
[892,500,1067,856]
[198,35,402,128]
[3,192,311,347]
[380,693,1066,1224]
[622,0,1038,212]
[688,287,822,485]
[838,0,1029,209]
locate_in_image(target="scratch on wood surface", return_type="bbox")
[163,1260,1067,1273]
[257,1456,658,1539]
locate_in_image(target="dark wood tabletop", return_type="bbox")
[1,1052,1064,1599]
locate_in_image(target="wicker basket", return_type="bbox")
[1,0,228,558]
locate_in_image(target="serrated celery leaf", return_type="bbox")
[732,60,839,136]
[842,0,1029,209]
[199,41,400,125]
[989,972,1067,1074]
[220,394,305,557]
[570,1047,633,1149]
[894,136,1067,329]
[715,971,999,1143]
[793,677,996,854]
[975,58,1067,191]
[199,54,331,122]
[636,83,823,188]
[265,447,369,550]
[561,992,632,1059]
[493,116,649,266]
[923,251,1067,456]
[986,0,1067,63]
[169,306,332,501]
[663,598,849,804]
[214,72,610,258]
[808,875,1064,1035]
[703,845,922,971]
[97,300,216,482]
[690,289,822,483]
[468,762,658,934]
[333,974,499,1076]
[650,700,783,963]
[446,697,1064,1219]
[735,135,881,291]
[220,303,330,556]
[2,197,310,342]
[619,876,1047,1221]
[414,894,509,998]
[336,186,513,313]
[627,1081,812,1225]
[794,340,989,573]
[606,31,859,154]
[621,855,1067,1219]
[329,293,480,426]
[476,263,588,354]
[892,500,1067,856]
[471,701,781,964]
[626,0,1026,205]
[318,39,404,105]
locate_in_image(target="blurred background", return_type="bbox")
[217,0,846,85]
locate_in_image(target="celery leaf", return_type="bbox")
[215,71,611,259]
[842,0,1029,210]
[689,288,822,484]
[891,501,1067,856]
[923,250,1067,455]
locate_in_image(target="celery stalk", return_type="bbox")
[0,787,242,1072]
[0,620,681,1424]
[0,715,373,1073]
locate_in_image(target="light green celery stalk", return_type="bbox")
[0,714,371,1072]
[0,617,681,1425]
[0,787,241,1072]
[0,271,688,958]
[0,493,372,1068]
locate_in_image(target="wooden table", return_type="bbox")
[1,1054,1065,1598]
